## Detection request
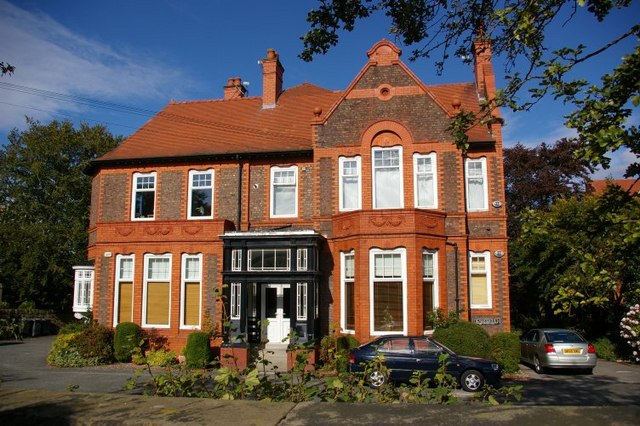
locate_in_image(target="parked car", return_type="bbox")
[348,335,501,392]
[520,328,597,374]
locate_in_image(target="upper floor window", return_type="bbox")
[414,153,438,209]
[339,156,361,211]
[248,248,290,271]
[466,158,488,211]
[270,166,298,218]
[372,147,403,209]
[132,172,156,220]
[469,251,492,309]
[188,169,214,219]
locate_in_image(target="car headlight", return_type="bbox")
[491,363,500,371]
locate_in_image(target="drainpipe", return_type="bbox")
[446,241,460,315]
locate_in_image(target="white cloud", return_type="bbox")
[0,1,186,133]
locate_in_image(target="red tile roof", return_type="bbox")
[98,83,341,162]
[591,179,640,195]
[96,74,494,165]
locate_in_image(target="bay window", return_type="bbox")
[370,248,406,334]
[372,147,403,209]
[181,254,202,328]
[339,156,361,211]
[143,254,171,327]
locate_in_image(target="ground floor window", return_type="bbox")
[143,254,171,327]
[230,282,241,319]
[341,251,355,332]
[469,251,492,309]
[422,250,438,330]
[370,248,406,334]
[114,255,134,325]
[181,254,201,328]
[73,267,94,314]
[297,282,307,320]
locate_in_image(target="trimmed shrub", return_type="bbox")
[490,332,521,373]
[337,335,360,351]
[145,348,177,367]
[433,321,491,358]
[593,337,617,361]
[114,322,143,363]
[185,332,211,368]
[47,323,114,367]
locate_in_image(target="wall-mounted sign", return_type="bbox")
[473,317,502,325]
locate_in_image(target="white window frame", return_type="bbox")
[187,169,214,220]
[466,158,488,212]
[339,156,362,211]
[113,254,135,327]
[469,251,492,309]
[72,266,94,313]
[142,253,172,328]
[270,166,298,218]
[131,172,157,221]
[369,247,407,336]
[180,253,202,329]
[340,251,355,333]
[422,250,439,327]
[296,248,308,271]
[247,248,291,272]
[372,146,404,209]
[230,282,241,320]
[413,153,438,209]
[231,249,242,271]
[297,282,308,320]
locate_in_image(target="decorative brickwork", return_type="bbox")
[249,166,266,223]
[158,170,183,221]
[101,173,127,222]
[218,167,240,223]
[354,64,416,89]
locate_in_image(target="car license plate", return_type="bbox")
[563,348,581,354]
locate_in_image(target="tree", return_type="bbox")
[1,61,15,76]
[504,138,594,237]
[300,0,639,177]
[0,118,121,311]
[509,187,640,336]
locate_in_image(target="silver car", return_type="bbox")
[520,328,597,374]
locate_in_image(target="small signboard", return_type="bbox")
[473,317,502,325]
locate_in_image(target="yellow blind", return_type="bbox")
[183,282,200,326]
[118,282,133,323]
[471,275,488,306]
[146,282,169,325]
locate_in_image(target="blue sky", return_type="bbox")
[1,0,637,178]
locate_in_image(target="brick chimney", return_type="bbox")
[223,77,247,100]
[261,48,284,109]
[472,39,496,102]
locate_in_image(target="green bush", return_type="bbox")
[490,332,521,373]
[337,335,360,351]
[433,321,491,358]
[185,332,211,368]
[145,348,177,367]
[593,337,617,361]
[114,322,143,362]
[47,323,114,367]
[59,321,90,335]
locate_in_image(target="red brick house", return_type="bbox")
[75,40,510,352]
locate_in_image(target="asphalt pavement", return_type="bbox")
[1,336,640,425]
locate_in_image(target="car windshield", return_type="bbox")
[545,331,585,343]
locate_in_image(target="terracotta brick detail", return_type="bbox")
[468,220,501,237]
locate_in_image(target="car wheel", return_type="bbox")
[460,369,485,392]
[534,355,545,374]
[368,370,387,388]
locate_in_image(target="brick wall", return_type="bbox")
[218,166,240,223]
[158,170,183,221]
[101,173,128,222]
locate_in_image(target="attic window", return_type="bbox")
[377,84,393,101]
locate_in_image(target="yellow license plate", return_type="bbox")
[563,348,581,354]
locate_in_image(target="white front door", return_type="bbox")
[262,283,291,344]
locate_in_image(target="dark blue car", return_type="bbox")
[348,335,501,392]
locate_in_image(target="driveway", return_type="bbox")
[2,336,640,406]
[0,336,141,394]
[511,360,640,405]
